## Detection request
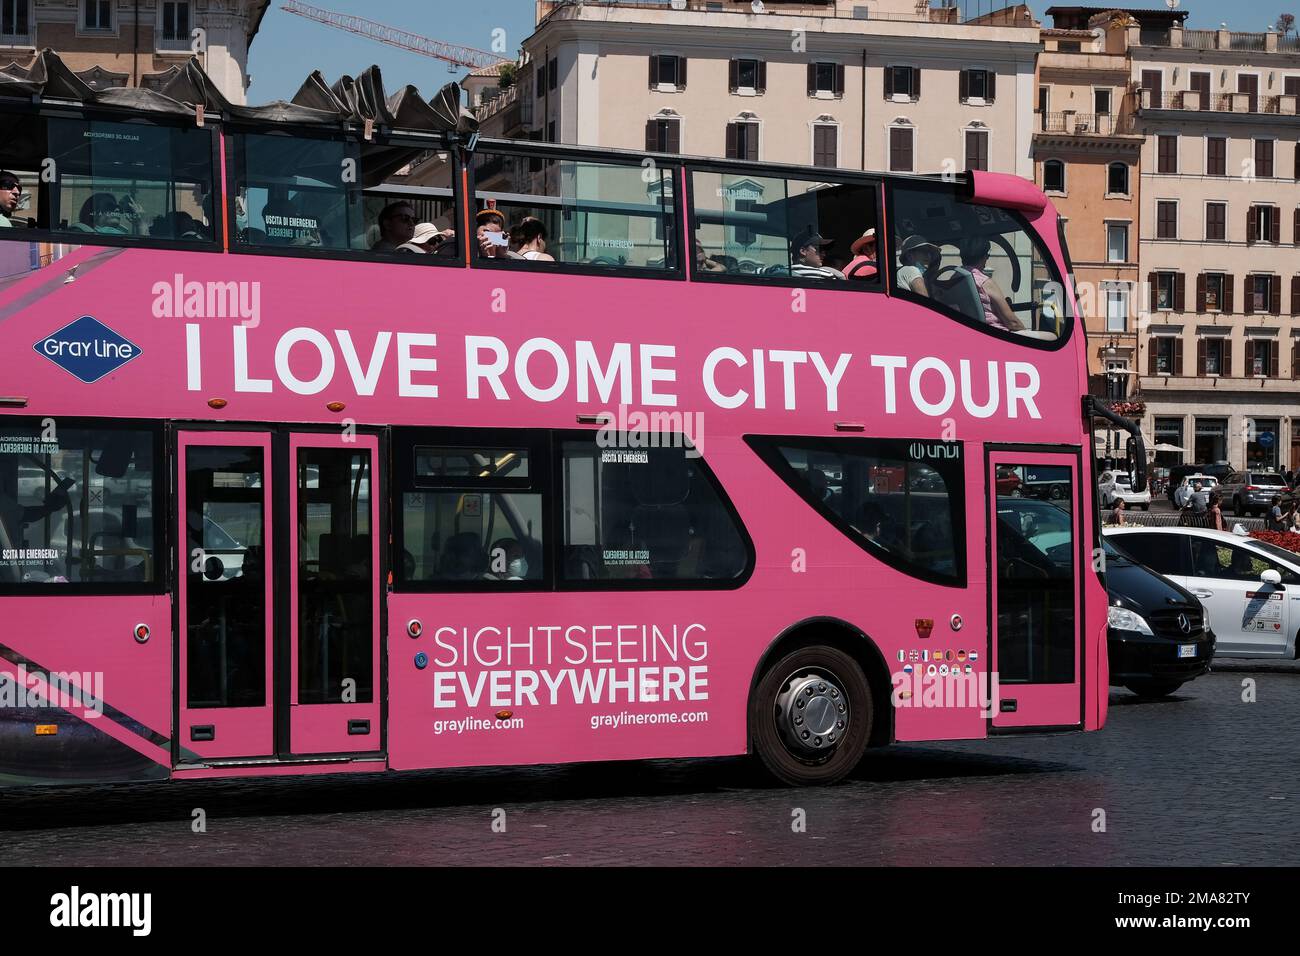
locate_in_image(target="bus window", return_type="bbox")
[0,421,161,588]
[47,116,215,241]
[470,150,678,271]
[689,169,880,284]
[747,436,966,586]
[559,437,748,585]
[889,183,1071,343]
[395,435,544,588]
[0,111,45,232]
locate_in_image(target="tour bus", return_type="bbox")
[0,55,1143,787]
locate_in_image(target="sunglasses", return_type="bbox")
[0,181,21,193]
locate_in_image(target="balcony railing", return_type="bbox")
[1141,26,1295,52]
[1180,29,1218,50]
[1039,111,1132,135]
[536,0,1009,27]
[1141,90,1299,116]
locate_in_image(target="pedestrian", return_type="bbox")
[1112,496,1126,526]
[1268,495,1285,532]
[1207,491,1224,531]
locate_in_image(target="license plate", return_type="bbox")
[1178,644,1197,659]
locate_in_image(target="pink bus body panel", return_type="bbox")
[0,179,1106,781]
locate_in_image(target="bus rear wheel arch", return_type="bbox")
[749,643,876,786]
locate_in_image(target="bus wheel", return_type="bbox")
[751,645,872,787]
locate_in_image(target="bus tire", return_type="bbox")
[750,645,872,787]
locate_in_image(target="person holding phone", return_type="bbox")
[477,208,508,258]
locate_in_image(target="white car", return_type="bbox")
[1098,470,1150,510]
[1104,526,1300,658]
[1172,474,1218,509]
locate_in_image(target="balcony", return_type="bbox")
[1139,89,1300,117]
[1039,111,1133,135]
[1137,24,1293,53]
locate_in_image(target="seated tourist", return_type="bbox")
[397,221,455,254]
[0,171,26,228]
[511,216,555,261]
[789,228,846,280]
[370,201,417,252]
[896,235,940,296]
[476,208,508,258]
[74,193,144,235]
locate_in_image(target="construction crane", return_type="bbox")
[280,1,503,71]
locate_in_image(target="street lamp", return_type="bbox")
[1102,339,1121,461]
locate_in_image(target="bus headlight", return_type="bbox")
[1108,605,1154,636]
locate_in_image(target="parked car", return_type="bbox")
[1218,470,1290,517]
[1171,474,1218,509]
[1166,463,1229,504]
[1101,535,1215,697]
[1105,526,1300,658]
[1098,470,1150,510]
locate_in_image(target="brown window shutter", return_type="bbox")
[987,71,996,101]
[808,63,817,96]
[757,61,767,93]
[1272,275,1282,314]
[645,119,658,152]
[1196,273,1207,312]
[1148,344,1157,376]
[666,120,680,154]
[725,122,738,160]
[1246,338,1256,373]
[1245,277,1255,314]
[1271,341,1280,377]
[1293,340,1300,379]
[1175,272,1186,311]
[884,65,894,98]
[1197,337,1207,375]
[677,57,687,88]
[1174,336,1184,375]
[913,68,921,99]
[959,69,969,102]
[1272,208,1281,244]
[649,56,657,88]
[1225,275,1235,313]
[1223,338,1233,376]
[834,63,845,97]
[729,59,738,93]
[746,123,758,161]
[1295,207,1300,244]
[1292,275,1300,314]
[1148,271,1157,312]
[1247,205,1258,244]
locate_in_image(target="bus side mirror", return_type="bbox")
[1261,569,1283,588]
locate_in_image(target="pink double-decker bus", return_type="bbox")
[0,59,1144,787]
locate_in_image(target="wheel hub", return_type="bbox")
[775,672,849,754]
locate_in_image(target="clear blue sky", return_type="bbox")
[247,0,1300,105]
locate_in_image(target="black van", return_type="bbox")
[1103,535,1215,698]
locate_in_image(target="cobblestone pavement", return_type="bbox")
[2,665,1297,867]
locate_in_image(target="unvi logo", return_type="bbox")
[34,316,142,384]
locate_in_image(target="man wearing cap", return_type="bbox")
[790,228,846,280]
[896,235,940,297]
[371,201,417,252]
[398,222,455,254]
[0,171,26,228]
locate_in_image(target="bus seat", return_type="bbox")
[931,267,983,323]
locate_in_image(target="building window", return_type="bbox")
[1206,136,1226,176]
[1249,340,1276,376]
[1106,359,1129,400]
[1247,417,1281,469]
[960,69,995,102]
[1154,418,1184,467]
[1152,271,1182,311]
[1,0,31,40]
[889,126,914,172]
[813,124,838,167]
[548,58,559,91]
[82,0,112,31]
[1248,204,1279,244]
[1156,200,1178,239]
[649,54,685,89]
[808,62,845,98]
[730,58,766,94]
[1203,337,1224,375]
[1038,86,1049,114]
[1107,161,1129,195]
[885,65,919,100]
[1194,418,1227,462]
[1247,274,1278,313]
[725,120,759,161]
[159,1,191,49]
[1153,336,1178,374]
[1205,201,1226,241]
[1202,272,1226,312]
[645,117,681,154]
[1094,87,1111,115]
[1255,138,1275,178]
[964,129,988,171]
[1105,285,1128,332]
[1157,134,1178,174]
[1106,222,1128,263]
[1043,159,1065,192]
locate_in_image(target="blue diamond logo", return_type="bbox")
[34,316,142,384]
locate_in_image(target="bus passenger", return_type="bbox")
[961,237,1024,331]
[397,222,455,254]
[74,193,144,235]
[845,228,877,279]
[0,171,26,227]
[896,235,940,297]
[511,216,555,261]
[484,538,528,581]
[476,208,508,258]
[695,239,726,273]
[789,229,846,280]
[371,201,417,253]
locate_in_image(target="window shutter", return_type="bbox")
[1246,338,1256,373]
[987,71,996,102]
[1175,272,1186,312]
[649,56,657,88]
[808,63,817,96]
[1272,208,1281,244]
[1271,340,1280,377]
[1223,338,1233,376]
[959,70,969,102]
[645,119,658,152]
[677,57,687,89]
[1197,337,1207,376]
[1295,141,1300,179]
[1225,275,1235,313]
[1196,273,1207,313]
[667,119,680,154]
[1247,205,1258,244]
[1295,207,1300,244]
[757,61,767,93]
[913,68,921,99]
[1148,271,1157,312]
[834,63,845,97]
[1174,336,1184,375]
[725,122,738,160]
[729,59,738,93]
[1148,344,1157,375]
[1293,340,1300,378]
[884,65,894,98]
[1272,275,1282,314]
[747,124,759,161]
[1292,275,1300,314]
[1245,277,1255,314]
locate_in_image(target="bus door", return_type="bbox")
[177,430,382,761]
[986,449,1082,729]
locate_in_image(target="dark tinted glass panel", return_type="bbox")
[560,436,747,583]
[297,448,373,705]
[402,489,543,584]
[185,446,266,708]
[0,423,158,586]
